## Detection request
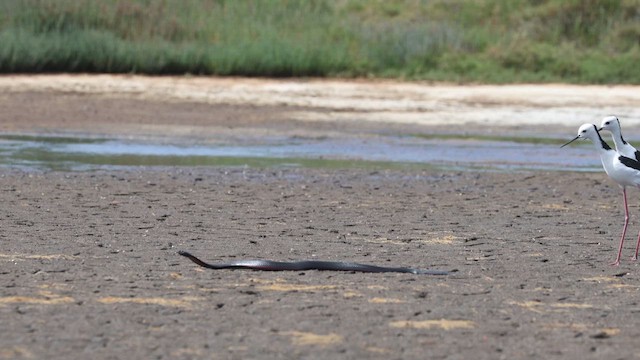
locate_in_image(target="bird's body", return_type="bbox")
[599,115,640,161]
[562,123,640,265]
[600,148,640,188]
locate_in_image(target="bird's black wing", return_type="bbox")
[619,155,640,171]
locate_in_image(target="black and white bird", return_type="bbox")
[599,115,640,161]
[562,123,640,266]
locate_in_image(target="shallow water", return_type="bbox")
[0,133,601,171]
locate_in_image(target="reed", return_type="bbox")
[0,0,638,83]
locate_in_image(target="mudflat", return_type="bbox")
[1,168,636,360]
[1,76,640,360]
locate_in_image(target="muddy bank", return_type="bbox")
[2,75,640,144]
[1,76,639,359]
[1,167,639,359]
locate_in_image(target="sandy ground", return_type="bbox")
[2,76,640,359]
[1,75,640,142]
[2,169,640,360]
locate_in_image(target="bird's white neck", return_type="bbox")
[608,127,627,149]
[589,132,613,153]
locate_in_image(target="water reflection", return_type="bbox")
[0,134,601,171]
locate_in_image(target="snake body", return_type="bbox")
[178,251,450,275]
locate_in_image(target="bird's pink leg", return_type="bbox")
[634,187,640,260]
[612,187,629,266]
[633,230,640,261]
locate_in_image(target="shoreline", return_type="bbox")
[2,77,640,359]
[2,75,640,141]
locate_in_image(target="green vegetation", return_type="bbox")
[0,0,639,83]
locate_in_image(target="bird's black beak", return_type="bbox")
[597,127,603,131]
[561,136,580,148]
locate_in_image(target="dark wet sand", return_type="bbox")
[1,167,639,360]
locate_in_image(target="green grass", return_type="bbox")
[0,0,639,83]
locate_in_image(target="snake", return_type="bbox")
[178,251,450,275]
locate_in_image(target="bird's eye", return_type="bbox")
[605,122,610,125]
[581,130,587,133]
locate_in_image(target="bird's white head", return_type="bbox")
[561,123,601,148]
[599,115,620,133]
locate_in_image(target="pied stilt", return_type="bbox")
[599,115,640,161]
[562,123,640,266]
